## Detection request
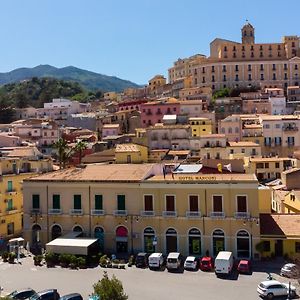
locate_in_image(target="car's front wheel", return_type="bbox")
[266,293,274,299]
[290,290,296,298]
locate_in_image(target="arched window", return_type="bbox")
[166,228,177,253]
[51,224,62,240]
[188,228,201,256]
[212,229,225,256]
[116,226,128,254]
[94,227,104,252]
[73,225,83,237]
[144,227,155,253]
[236,230,250,258]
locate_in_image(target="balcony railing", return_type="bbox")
[186,211,201,218]
[31,208,41,214]
[162,211,177,217]
[140,210,155,217]
[283,126,298,132]
[113,210,128,216]
[70,209,83,215]
[209,211,225,218]
[91,209,105,216]
[6,207,17,213]
[234,212,250,219]
[48,209,63,215]
[5,189,17,194]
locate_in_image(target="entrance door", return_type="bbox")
[116,226,128,254]
[275,240,283,257]
[166,228,177,253]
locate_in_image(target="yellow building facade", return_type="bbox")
[115,144,148,163]
[23,164,263,259]
[189,117,212,137]
[0,155,53,240]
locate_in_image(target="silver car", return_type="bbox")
[257,280,296,299]
[280,263,300,278]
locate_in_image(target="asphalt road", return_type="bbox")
[0,257,298,300]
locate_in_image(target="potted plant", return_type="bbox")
[2,252,9,262]
[77,257,86,269]
[99,255,108,268]
[69,255,78,269]
[44,252,56,268]
[128,255,134,267]
[33,255,43,266]
[8,252,16,264]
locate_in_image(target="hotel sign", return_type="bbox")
[178,176,217,181]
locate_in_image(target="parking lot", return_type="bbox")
[0,257,298,300]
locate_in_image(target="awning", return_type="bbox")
[46,238,98,255]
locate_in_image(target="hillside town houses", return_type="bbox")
[0,22,300,263]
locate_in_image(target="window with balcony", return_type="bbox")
[223,75,226,82]
[74,195,81,209]
[237,196,247,213]
[248,65,252,71]
[235,75,239,81]
[189,195,198,212]
[284,73,288,80]
[260,74,264,80]
[144,195,153,211]
[212,66,215,73]
[117,194,126,210]
[7,181,13,192]
[222,65,226,72]
[95,195,103,210]
[248,74,252,81]
[260,64,264,71]
[273,73,276,80]
[212,75,215,82]
[32,194,40,210]
[275,137,282,146]
[53,194,60,209]
[264,137,271,146]
[235,65,239,72]
[212,195,223,212]
[287,136,295,146]
[7,199,13,211]
[166,195,175,211]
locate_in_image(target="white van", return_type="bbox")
[166,252,183,271]
[148,253,164,270]
[214,251,234,276]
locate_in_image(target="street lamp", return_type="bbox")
[125,215,139,255]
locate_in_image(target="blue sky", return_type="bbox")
[0,0,299,84]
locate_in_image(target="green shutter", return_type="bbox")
[7,181,13,192]
[32,195,40,209]
[95,195,103,210]
[74,195,81,209]
[7,199,13,211]
[117,195,125,210]
[53,194,60,209]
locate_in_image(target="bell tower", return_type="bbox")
[241,21,255,44]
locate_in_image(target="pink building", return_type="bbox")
[102,124,120,138]
[140,98,180,127]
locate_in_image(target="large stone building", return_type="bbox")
[168,22,300,91]
[23,163,268,259]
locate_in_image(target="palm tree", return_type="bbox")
[53,138,73,169]
[74,140,87,165]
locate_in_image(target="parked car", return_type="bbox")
[166,252,183,271]
[199,256,214,271]
[280,263,300,278]
[237,259,252,274]
[59,293,83,300]
[9,289,36,300]
[29,289,60,300]
[148,253,164,270]
[214,251,234,277]
[257,280,297,299]
[135,252,149,268]
[184,256,198,270]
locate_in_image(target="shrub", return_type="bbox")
[59,253,72,267]
[8,252,16,264]
[2,251,9,262]
[44,252,57,267]
[99,255,108,268]
[33,255,43,266]
[69,255,78,269]
[93,271,128,300]
[77,257,86,269]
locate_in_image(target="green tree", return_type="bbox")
[74,140,87,164]
[53,138,73,169]
[93,271,128,300]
